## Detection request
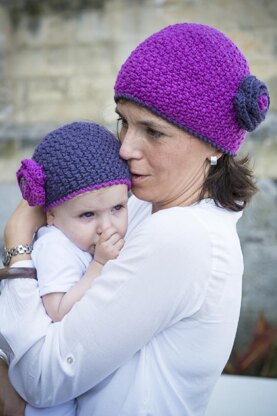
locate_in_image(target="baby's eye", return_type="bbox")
[80,212,94,218]
[112,204,124,212]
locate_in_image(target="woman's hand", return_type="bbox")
[0,360,26,416]
[4,200,46,265]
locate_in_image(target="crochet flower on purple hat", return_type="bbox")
[234,75,270,132]
[16,159,46,206]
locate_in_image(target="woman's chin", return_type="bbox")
[131,187,154,203]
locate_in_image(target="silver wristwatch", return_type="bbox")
[2,244,33,267]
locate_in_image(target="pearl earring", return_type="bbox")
[210,156,217,166]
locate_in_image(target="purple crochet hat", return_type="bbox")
[16,122,131,210]
[114,23,270,155]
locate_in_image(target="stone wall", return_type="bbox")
[0,0,277,348]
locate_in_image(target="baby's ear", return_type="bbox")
[46,209,55,225]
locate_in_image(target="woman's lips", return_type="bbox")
[131,173,148,185]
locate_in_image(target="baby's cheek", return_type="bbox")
[74,227,95,251]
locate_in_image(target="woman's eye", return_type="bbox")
[117,117,128,141]
[117,117,128,128]
[80,212,94,218]
[117,117,127,131]
[146,127,163,139]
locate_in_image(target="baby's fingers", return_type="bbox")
[113,238,125,252]
[106,238,125,259]
[105,232,124,246]
[99,227,119,243]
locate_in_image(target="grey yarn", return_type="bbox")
[31,122,131,209]
[234,76,270,132]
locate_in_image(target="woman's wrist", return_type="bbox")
[2,244,34,267]
[9,254,32,267]
[4,222,34,250]
[4,200,46,249]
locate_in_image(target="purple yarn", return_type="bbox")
[16,159,46,206]
[234,76,270,132]
[47,179,131,211]
[258,95,269,112]
[16,122,131,210]
[115,23,270,155]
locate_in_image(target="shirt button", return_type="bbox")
[66,355,74,364]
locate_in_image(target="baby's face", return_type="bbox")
[46,185,128,254]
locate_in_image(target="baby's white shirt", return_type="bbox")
[32,226,92,297]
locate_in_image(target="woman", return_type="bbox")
[0,23,270,416]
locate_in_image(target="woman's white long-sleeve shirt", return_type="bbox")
[0,197,243,416]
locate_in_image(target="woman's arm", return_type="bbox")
[0,201,45,414]
[3,208,211,407]
[4,200,46,266]
[0,359,26,416]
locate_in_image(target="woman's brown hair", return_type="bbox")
[200,154,258,212]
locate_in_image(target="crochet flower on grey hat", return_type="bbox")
[16,122,131,210]
[114,23,270,155]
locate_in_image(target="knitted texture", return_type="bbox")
[17,159,46,206]
[17,122,131,210]
[234,75,269,131]
[114,23,270,155]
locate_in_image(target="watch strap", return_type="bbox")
[2,244,33,267]
[6,244,33,256]
[0,267,37,280]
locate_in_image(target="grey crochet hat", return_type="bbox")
[16,122,131,210]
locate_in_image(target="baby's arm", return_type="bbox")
[42,261,102,322]
[42,227,125,322]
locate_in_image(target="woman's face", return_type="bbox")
[116,101,214,211]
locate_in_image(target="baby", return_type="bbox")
[16,121,131,415]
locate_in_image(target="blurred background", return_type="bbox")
[0,0,276,376]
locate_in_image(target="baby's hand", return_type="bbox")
[93,227,125,265]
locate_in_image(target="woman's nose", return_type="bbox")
[119,132,142,161]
